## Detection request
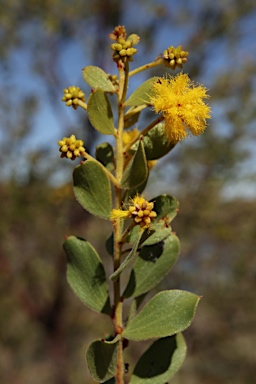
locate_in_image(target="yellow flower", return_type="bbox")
[150,73,211,142]
[122,128,140,146]
[110,194,157,229]
[147,160,157,170]
[58,134,86,161]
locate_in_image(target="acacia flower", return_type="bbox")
[58,134,86,160]
[150,73,211,142]
[62,86,86,110]
[111,195,157,229]
[122,128,140,146]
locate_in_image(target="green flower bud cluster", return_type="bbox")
[111,38,138,62]
[163,45,189,70]
[58,134,85,160]
[62,86,86,110]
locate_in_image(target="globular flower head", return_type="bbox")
[111,195,157,229]
[62,86,86,110]
[150,73,211,142]
[58,134,86,161]
[163,45,189,70]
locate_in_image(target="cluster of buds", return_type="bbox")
[58,134,85,160]
[129,196,157,229]
[111,195,157,230]
[109,25,140,62]
[163,45,189,70]
[62,86,86,110]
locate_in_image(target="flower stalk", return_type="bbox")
[59,25,211,384]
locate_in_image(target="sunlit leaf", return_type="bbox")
[126,77,158,106]
[123,290,200,340]
[82,65,116,92]
[87,89,115,135]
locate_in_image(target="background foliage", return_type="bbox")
[0,0,256,383]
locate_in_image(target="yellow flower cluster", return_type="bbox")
[58,134,86,160]
[111,195,157,229]
[62,86,86,110]
[163,45,189,70]
[150,73,211,142]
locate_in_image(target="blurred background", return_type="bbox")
[0,0,256,383]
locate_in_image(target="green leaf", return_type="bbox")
[122,176,148,203]
[86,338,119,382]
[104,379,116,384]
[140,122,176,160]
[126,294,148,327]
[126,77,158,106]
[141,224,171,246]
[121,139,148,189]
[73,160,111,219]
[110,230,144,282]
[105,232,114,256]
[64,236,111,315]
[130,333,187,384]
[95,142,115,172]
[82,65,116,92]
[122,290,200,341]
[87,89,115,135]
[126,222,170,248]
[151,194,179,223]
[124,107,141,129]
[123,233,180,298]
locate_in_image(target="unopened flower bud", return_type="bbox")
[62,86,86,109]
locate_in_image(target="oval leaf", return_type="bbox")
[73,160,112,219]
[95,142,115,172]
[87,89,115,135]
[126,77,158,106]
[64,236,111,315]
[82,65,116,92]
[122,290,200,341]
[130,333,186,384]
[123,233,180,298]
[86,338,118,382]
[121,139,148,189]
